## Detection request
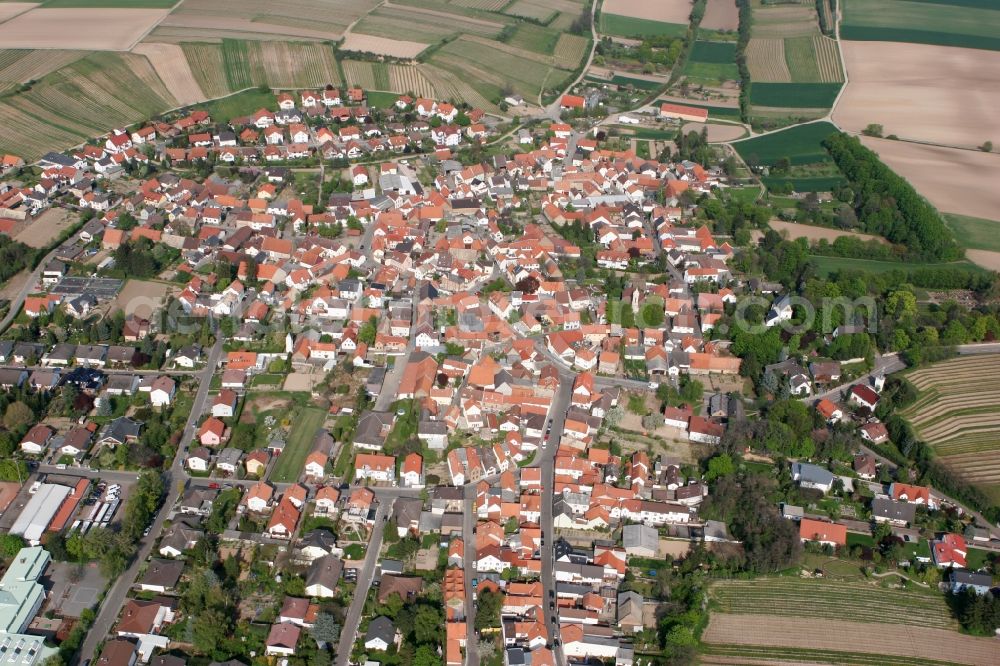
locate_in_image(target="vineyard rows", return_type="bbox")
[747,38,791,82]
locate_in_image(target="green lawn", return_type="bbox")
[365,90,399,109]
[598,13,688,38]
[733,120,839,166]
[729,186,763,204]
[199,89,276,123]
[689,40,737,63]
[943,213,1000,252]
[270,406,326,483]
[750,82,842,108]
[841,0,1000,51]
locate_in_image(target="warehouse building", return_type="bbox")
[9,484,71,545]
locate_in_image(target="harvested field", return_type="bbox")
[356,4,503,43]
[701,0,738,31]
[703,613,996,665]
[133,43,204,106]
[903,354,1000,500]
[766,220,885,244]
[835,41,1000,150]
[0,8,169,50]
[0,3,37,23]
[0,49,84,92]
[112,279,170,319]
[682,122,745,142]
[341,33,428,59]
[15,208,75,249]
[601,0,692,24]
[859,136,1000,222]
[965,250,1000,271]
[746,38,790,82]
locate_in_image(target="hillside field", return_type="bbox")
[902,354,1000,502]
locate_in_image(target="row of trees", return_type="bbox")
[823,132,961,262]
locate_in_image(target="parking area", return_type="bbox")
[44,560,106,618]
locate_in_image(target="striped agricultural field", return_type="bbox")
[747,38,791,82]
[341,60,389,90]
[901,353,1000,500]
[388,64,436,98]
[554,32,589,69]
[813,34,843,82]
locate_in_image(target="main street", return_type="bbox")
[76,337,224,665]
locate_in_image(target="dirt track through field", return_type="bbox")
[133,43,204,106]
[704,614,999,665]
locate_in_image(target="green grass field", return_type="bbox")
[750,82,842,108]
[684,61,739,84]
[689,40,737,63]
[733,121,839,166]
[199,89,276,124]
[841,0,1000,50]
[943,213,1000,252]
[269,406,326,483]
[598,13,688,38]
[810,255,986,276]
[365,90,399,108]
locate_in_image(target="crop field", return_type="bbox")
[342,60,389,91]
[810,34,843,82]
[553,33,589,68]
[388,65,436,98]
[507,23,559,55]
[504,0,558,23]
[270,406,326,483]
[0,50,85,93]
[750,82,841,107]
[420,64,497,112]
[0,7,170,50]
[168,0,379,39]
[809,255,985,277]
[450,0,508,10]
[746,38,791,81]
[430,35,571,102]
[354,4,504,43]
[683,40,738,83]
[752,3,817,37]
[733,120,838,166]
[598,13,688,38]
[183,40,340,97]
[702,0,739,31]
[902,354,1000,501]
[181,43,230,99]
[711,577,957,628]
[841,0,1000,51]
[0,52,175,160]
